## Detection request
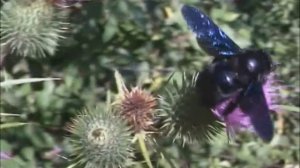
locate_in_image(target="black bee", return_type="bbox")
[182,5,275,141]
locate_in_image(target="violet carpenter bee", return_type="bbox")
[181,5,276,141]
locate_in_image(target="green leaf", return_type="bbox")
[66,162,80,168]
[0,113,22,117]
[102,17,118,42]
[211,9,239,22]
[0,122,28,129]
[275,105,300,113]
[0,78,60,87]
[114,70,127,96]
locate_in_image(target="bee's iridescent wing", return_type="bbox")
[240,82,274,141]
[181,5,241,57]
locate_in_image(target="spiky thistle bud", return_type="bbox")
[114,71,157,134]
[0,0,68,58]
[159,73,224,144]
[66,107,133,168]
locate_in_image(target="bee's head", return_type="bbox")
[232,49,273,85]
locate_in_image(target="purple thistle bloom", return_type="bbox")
[212,73,280,138]
[0,151,12,160]
[51,0,90,8]
[43,146,63,160]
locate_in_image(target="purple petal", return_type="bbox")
[262,73,280,111]
[0,151,12,160]
[43,146,63,160]
[213,96,253,131]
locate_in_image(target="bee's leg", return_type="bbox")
[222,100,239,116]
[222,91,244,116]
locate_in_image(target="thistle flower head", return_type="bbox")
[66,107,133,168]
[119,87,157,133]
[114,71,157,133]
[160,73,224,144]
[0,0,68,58]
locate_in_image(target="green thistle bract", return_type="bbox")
[0,0,67,58]
[159,73,224,144]
[67,107,133,168]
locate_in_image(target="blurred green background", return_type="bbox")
[0,0,299,167]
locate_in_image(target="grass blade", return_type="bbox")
[0,78,60,87]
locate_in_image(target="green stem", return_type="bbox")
[137,133,154,168]
[159,148,177,168]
